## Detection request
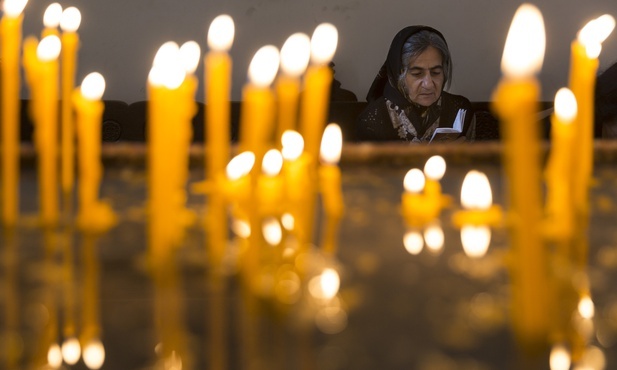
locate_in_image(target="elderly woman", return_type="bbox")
[356,26,475,142]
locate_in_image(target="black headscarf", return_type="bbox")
[365,25,448,107]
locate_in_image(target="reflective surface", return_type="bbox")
[2,144,617,370]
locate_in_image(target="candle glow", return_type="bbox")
[61,336,81,365]
[403,169,425,194]
[83,339,105,370]
[423,155,446,181]
[47,343,63,368]
[81,72,106,101]
[248,45,280,87]
[226,151,255,181]
[310,23,338,65]
[461,170,493,210]
[207,14,234,52]
[262,149,283,176]
[43,3,62,28]
[3,0,27,17]
[500,4,545,78]
[179,40,201,74]
[281,130,304,160]
[59,6,81,32]
[554,87,577,122]
[280,32,311,77]
[37,35,62,61]
[549,344,571,370]
[424,223,444,252]
[320,123,343,165]
[404,230,424,255]
[262,217,282,246]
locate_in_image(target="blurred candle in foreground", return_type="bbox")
[550,344,571,370]
[257,149,284,215]
[276,32,311,143]
[491,3,550,351]
[205,14,234,182]
[401,168,429,227]
[1,0,28,227]
[239,45,280,161]
[35,35,62,227]
[74,72,116,232]
[299,23,338,161]
[569,15,615,215]
[545,88,577,240]
[319,123,344,254]
[423,155,451,212]
[60,6,81,195]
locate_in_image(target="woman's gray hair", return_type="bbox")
[396,30,452,97]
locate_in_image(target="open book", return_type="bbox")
[429,109,466,143]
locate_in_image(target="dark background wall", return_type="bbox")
[18,0,617,104]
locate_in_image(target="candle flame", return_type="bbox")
[424,223,444,253]
[403,230,424,255]
[61,336,81,365]
[280,32,311,77]
[37,35,62,61]
[549,344,571,370]
[3,0,27,17]
[226,151,255,180]
[81,72,106,101]
[262,149,283,176]
[232,218,251,238]
[578,14,615,46]
[461,225,491,258]
[281,130,304,160]
[578,295,595,319]
[501,3,545,78]
[461,170,492,209]
[207,14,235,52]
[262,217,283,246]
[309,268,340,300]
[554,87,577,123]
[281,213,295,230]
[83,339,105,370]
[150,42,185,89]
[60,6,81,32]
[179,40,201,74]
[320,123,342,164]
[403,168,425,193]
[43,3,62,28]
[310,23,338,65]
[248,45,280,87]
[47,343,63,368]
[423,155,446,181]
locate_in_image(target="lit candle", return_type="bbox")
[319,124,344,255]
[569,15,615,220]
[281,130,314,246]
[74,72,116,232]
[223,151,255,213]
[60,6,81,196]
[299,23,338,162]
[275,33,311,143]
[35,35,62,227]
[257,149,284,216]
[239,45,280,165]
[453,170,501,258]
[401,168,432,227]
[205,14,234,182]
[1,0,28,227]
[42,3,61,38]
[147,42,187,260]
[491,3,550,350]
[544,88,577,241]
[422,155,452,212]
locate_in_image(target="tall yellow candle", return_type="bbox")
[569,15,615,220]
[544,88,577,241]
[299,23,338,162]
[34,35,62,227]
[491,4,550,351]
[205,14,234,182]
[257,149,284,216]
[275,33,311,144]
[147,42,188,261]
[205,16,234,270]
[59,7,81,196]
[41,3,61,38]
[1,0,28,227]
[281,131,313,246]
[318,123,344,255]
[239,45,279,164]
[74,72,116,232]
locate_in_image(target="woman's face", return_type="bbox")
[404,46,444,107]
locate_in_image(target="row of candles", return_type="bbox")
[2,1,345,368]
[397,4,614,365]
